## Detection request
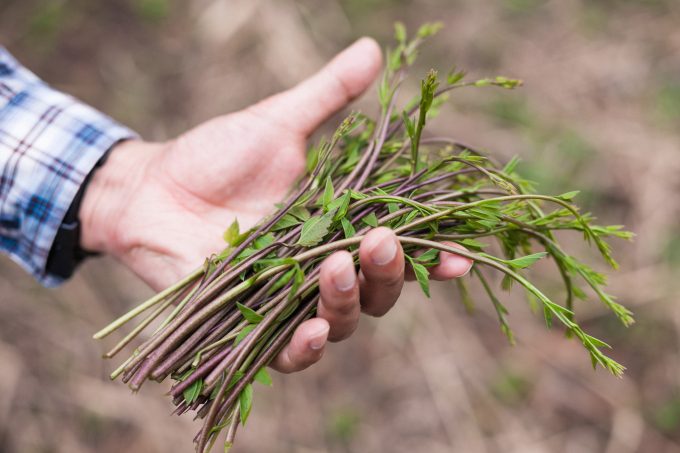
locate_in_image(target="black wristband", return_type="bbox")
[45,152,109,279]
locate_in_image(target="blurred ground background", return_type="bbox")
[1,0,679,452]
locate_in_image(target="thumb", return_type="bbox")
[251,37,383,137]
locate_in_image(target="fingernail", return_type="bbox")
[309,325,329,351]
[371,235,398,266]
[460,262,473,277]
[333,265,356,292]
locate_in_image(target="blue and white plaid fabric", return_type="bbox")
[0,47,136,286]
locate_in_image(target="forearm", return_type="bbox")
[0,46,136,285]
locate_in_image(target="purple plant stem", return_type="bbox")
[353,79,403,190]
[169,345,233,398]
[121,244,281,378]
[199,296,320,450]
[195,272,322,451]
[126,272,276,390]
[150,313,226,380]
[364,176,409,192]
[152,275,282,380]
[394,169,478,195]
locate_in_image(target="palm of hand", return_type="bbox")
[120,110,307,290]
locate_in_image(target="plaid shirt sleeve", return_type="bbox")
[0,47,137,286]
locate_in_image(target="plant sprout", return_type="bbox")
[94,23,633,453]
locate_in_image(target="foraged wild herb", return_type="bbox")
[95,23,633,452]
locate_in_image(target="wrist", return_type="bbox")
[79,139,164,257]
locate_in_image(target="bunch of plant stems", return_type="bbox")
[95,23,633,453]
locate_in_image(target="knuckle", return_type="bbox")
[299,350,323,370]
[324,67,353,105]
[369,269,404,289]
[385,273,405,289]
[277,365,295,375]
[361,302,392,318]
[325,295,358,316]
[271,359,294,374]
[328,320,358,343]
[328,331,351,343]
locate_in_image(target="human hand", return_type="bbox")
[80,38,473,373]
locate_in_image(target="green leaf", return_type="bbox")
[413,262,431,297]
[501,274,514,291]
[388,46,402,71]
[505,252,548,269]
[472,76,523,89]
[572,284,588,301]
[493,76,523,89]
[234,246,257,263]
[456,278,474,313]
[378,72,391,107]
[406,49,418,66]
[362,212,379,228]
[234,324,256,346]
[306,145,320,172]
[204,255,220,274]
[178,368,193,381]
[236,302,263,324]
[468,206,501,222]
[277,299,300,322]
[330,191,352,221]
[417,21,443,38]
[268,268,296,295]
[558,190,580,201]
[183,378,203,404]
[447,66,466,85]
[415,248,440,264]
[239,383,254,425]
[322,176,335,211]
[458,238,487,249]
[349,190,367,200]
[289,206,311,221]
[395,210,418,229]
[228,370,245,390]
[402,111,415,139]
[543,304,553,328]
[474,268,514,345]
[297,211,334,247]
[254,233,275,249]
[254,367,273,386]
[272,214,300,231]
[289,264,305,301]
[502,155,521,174]
[208,417,230,436]
[406,255,430,297]
[341,218,356,239]
[394,21,407,43]
[584,334,611,349]
[223,219,240,246]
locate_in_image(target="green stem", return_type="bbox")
[93,267,202,340]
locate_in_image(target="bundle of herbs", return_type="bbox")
[95,23,633,453]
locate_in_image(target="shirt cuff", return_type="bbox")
[0,47,137,286]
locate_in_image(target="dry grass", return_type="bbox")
[1,0,679,451]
